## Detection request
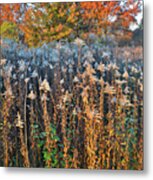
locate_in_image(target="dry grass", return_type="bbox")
[0,41,143,170]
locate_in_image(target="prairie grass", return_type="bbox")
[0,40,143,170]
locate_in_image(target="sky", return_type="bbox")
[130,12,143,31]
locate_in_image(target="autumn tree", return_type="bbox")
[20,3,79,47]
[0,1,142,46]
[80,0,142,42]
[79,2,120,36]
[0,4,28,41]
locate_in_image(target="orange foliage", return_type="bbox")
[0,1,141,45]
[0,4,21,25]
[80,0,140,37]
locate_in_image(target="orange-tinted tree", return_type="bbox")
[80,0,141,41]
[0,1,142,46]
[20,3,79,46]
[0,4,27,41]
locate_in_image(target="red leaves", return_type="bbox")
[0,1,141,46]
[0,4,21,24]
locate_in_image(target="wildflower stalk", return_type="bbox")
[24,80,28,149]
[2,101,10,167]
[19,126,30,167]
[61,104,70,168]
[42,92,52,167]
[16,111,30,167]
[2,71,13,167]
[29,99,36,166]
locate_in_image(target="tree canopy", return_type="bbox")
[0,1,142,47]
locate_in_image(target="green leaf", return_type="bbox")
[59,151,63,158]
[40,132,46,138]
[53,135,60,142]
[33,135,39,139]
[43,151,51,161]
[33,124,39,129]
[51,127,56,135]
[37,140,45,148]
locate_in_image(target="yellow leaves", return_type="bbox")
[67,13,75,23]
[54,28,72,40]
[58,8,67,18]
[109,129,114,137]
[56,24,63,32]
[121,159,127,167]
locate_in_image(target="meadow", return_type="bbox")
[0,1,143,170]
[0,38,143,169]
